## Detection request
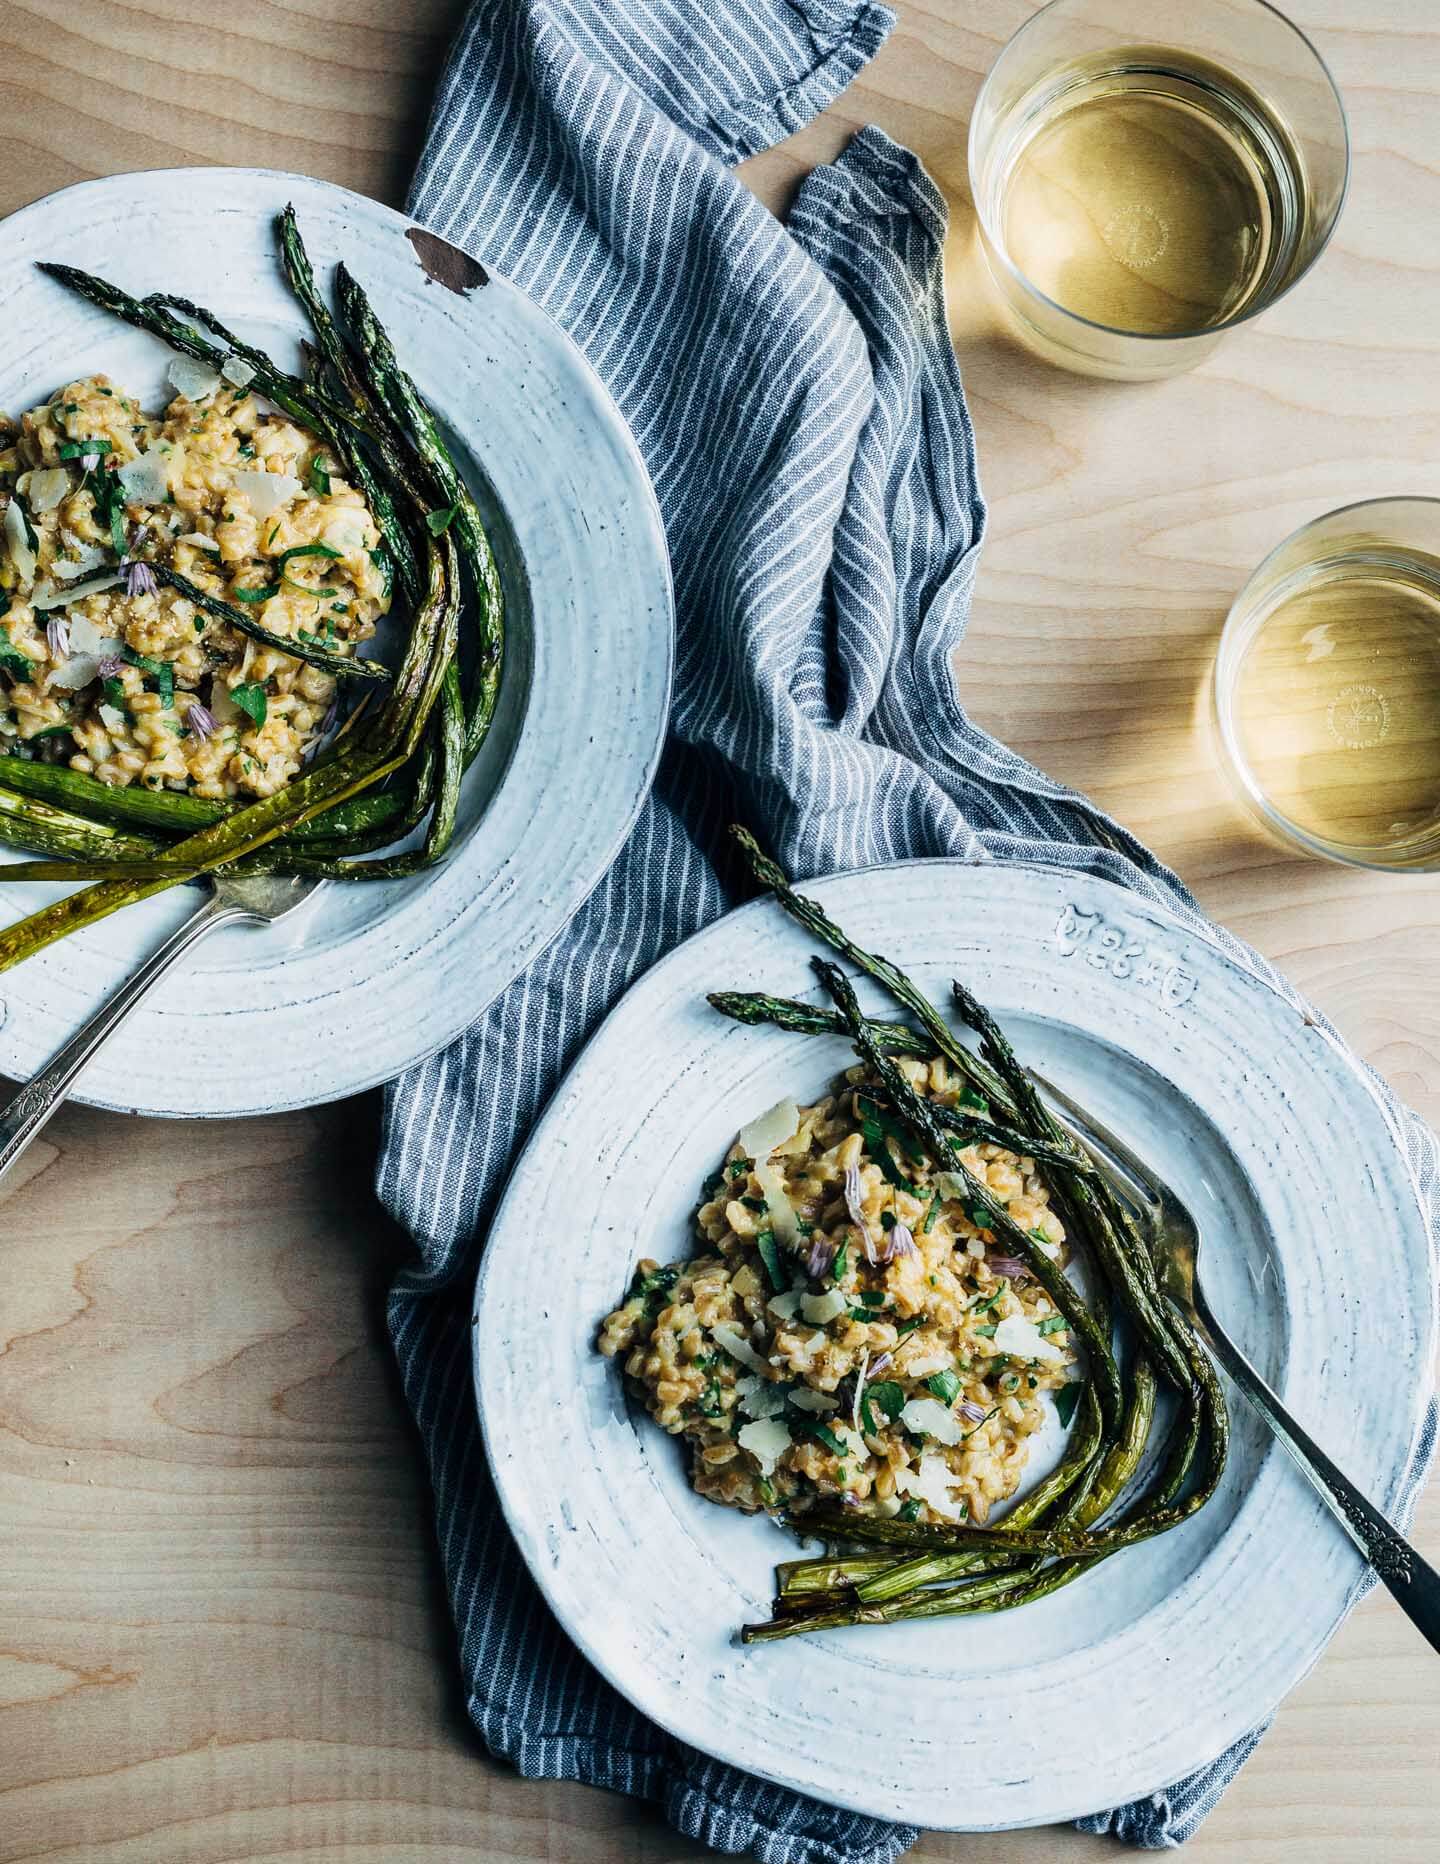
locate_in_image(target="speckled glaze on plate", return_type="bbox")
[473,861,1436,1831]
[0,168,672,1116]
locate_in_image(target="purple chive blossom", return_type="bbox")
[866,1353,892,1381]
[80,451,99,473]
[46,616,70,658]
[987,1255,1029,1278]
[97,653,125,678]
[185,701,217,742]
[959,1400,989,1423]
[883,1222,918,1262]
[844,1164,876,1264]
[123,559,157,598]
[806,1235,835,1281]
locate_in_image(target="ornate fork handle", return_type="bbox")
[1190,1276,1440,1650]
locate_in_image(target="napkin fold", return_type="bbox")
[379,2,1440,1857]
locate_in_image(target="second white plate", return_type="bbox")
[473,859,1435,1830]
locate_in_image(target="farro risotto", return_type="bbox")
[0,368,389,798]
[599,1059,1078,1529]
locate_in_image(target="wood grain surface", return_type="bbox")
[1,3,1437,1860]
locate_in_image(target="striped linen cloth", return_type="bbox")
[379,3,1440,1858]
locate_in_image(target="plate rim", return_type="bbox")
[0,165,674,1116]
[471,854,1437,1830]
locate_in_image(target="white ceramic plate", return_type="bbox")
[0,169,672,1115]
[473,861,1436,1831]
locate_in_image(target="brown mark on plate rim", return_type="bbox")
[406,227,489,295]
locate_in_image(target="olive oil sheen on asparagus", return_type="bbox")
[992,49,1310,336]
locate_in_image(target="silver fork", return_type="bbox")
[0,874,323,1189]
[1035,1070,1440,1656]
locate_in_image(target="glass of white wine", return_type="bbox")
[1216,500,1440,871]
[967,0,1349,379]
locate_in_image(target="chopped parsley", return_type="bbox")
[894,1314,928,1337]
[896,1498,922,1522]
[755,1229,787,1294]
[972,1322,998,1338]
[925,1369,961,1405]
[1036,1315,1067,1337]
[232,584,280,603]
[626,1262,679,1317]
[425,504,459,535]
[308,456,331,495]
[727,1157,753,1180]
[700,1170,725,1200]
[277,542,342,569]
[101,676,126,710]
[122,645,174,706]
[860,1378,905,1435]
[57,437,112,460]
[1054,1383,1083,1429]
[921,1190,942,1234]
[792,1416,846,1458]
[0,639,32,680]
[230,682,268,728]
[739,1194,767,1213]
[959,1086,988,1113]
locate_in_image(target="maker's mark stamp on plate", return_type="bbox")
[1053,903,1197,1007]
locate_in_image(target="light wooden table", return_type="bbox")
[2,3,1437,1860]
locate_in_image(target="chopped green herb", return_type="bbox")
[727,1157,753,1179]
[739,1194,768,1213]
[758,1476,778,1508]
[973,1322,998,1338]
[858,1290,886,1307]
[232,584,280,604]
[830,1239,848,1282]
[230,682,268,728]
[896,1498,922,1522]
[101,676,126,710]
[880,1210,896,1232]
[308,456,331,495]
[895,1314,928,1337]
[959,1086,989,1113]
[1054,1383,1083,1428]
[921,1190,942,1234]
[1036,1315,1067,1337]
[277,542,342,569]
[626,1262,679,1315]
[755,1230,787,1295]
[792,1416,846,1458]
[425,504,458,534]
[926,1369,961,1405]
[700,1170,725,1200]
[970,1206,993,1230]
[860,1380,906,1435]
[57,437,112,460]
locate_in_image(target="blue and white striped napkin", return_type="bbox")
[378,4,1440,1858]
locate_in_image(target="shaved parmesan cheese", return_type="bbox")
[735,1376,787,1421]
[221,355,257,388]
[932,1172,971,1204]
[27,467,70,513]
[4,498,36,585]
[767,1289,803,1324]
[711,1322,770,1377]
[900,1350,951,1379]
[739,1098,800,1159]
[177,532,221,552]
[117,448,173,505]
[228,468,302,520]
[737,1416,791,1477]
[739,1098,803,1249]
[833,1423,870,1463]
[1033,1233,1063,1261]
[98,702,127,733]
[208,679,243,726]
[992,1314,1065,1363]
[66,615,117,655]
[894,1454,966,1520]
[787,1388,837,1413]
[49,654,101,690]
[169,354,222,401]
[52,544,108,582]
[799,1288,848,1326]
[30,573,123,611]
[323,519,368,553]
[899,1397,963,1444]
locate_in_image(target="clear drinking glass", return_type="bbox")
[967,0,1349,380]
[1215,499,1440,872]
